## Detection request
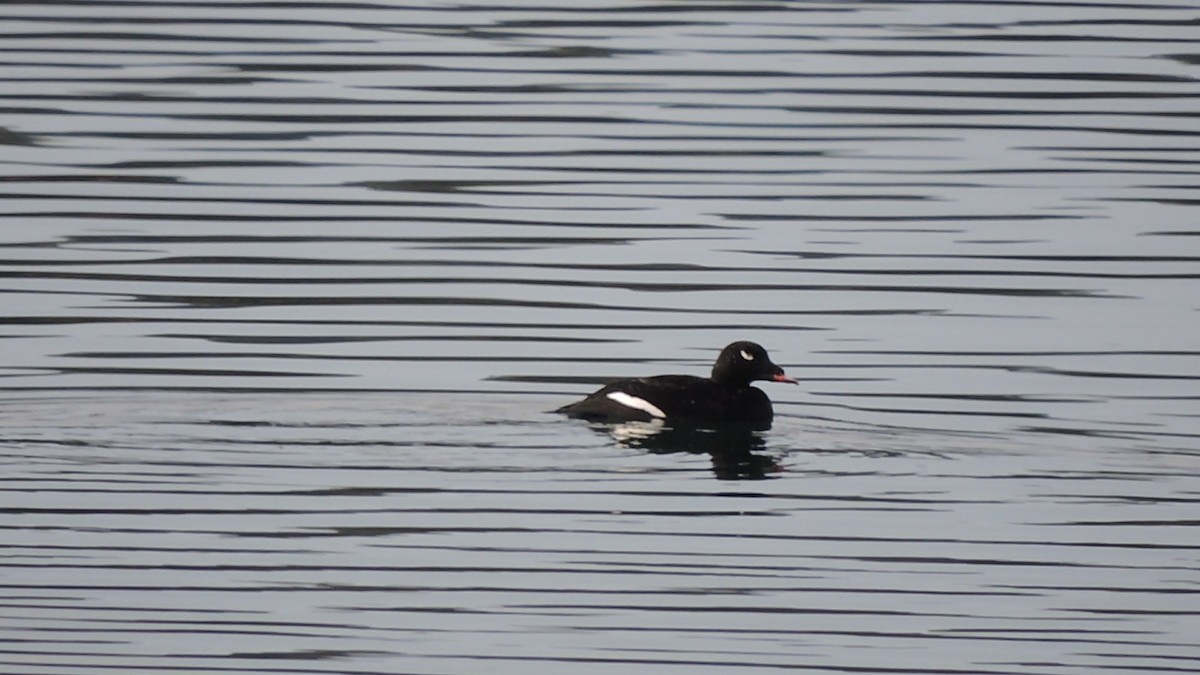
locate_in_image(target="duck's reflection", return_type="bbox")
[599,420,781,480]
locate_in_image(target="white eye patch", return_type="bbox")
[740,349,755,361]
[606,391,667,418]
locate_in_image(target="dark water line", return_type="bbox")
[0,288,1028,312]
[4,267,1195,282]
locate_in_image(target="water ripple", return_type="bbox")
[3,2,1200,674]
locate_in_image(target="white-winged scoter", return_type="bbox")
[556,341,797,427]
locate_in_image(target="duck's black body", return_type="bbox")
[556,341,796,428]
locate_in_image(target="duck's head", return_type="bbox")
[711,341,798,387]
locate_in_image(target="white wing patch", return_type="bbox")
[606,391,667,418]
[740,349,754,361]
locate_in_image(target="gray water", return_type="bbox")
[2,1,1199,673]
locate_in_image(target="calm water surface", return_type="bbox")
[2,1,1199,674]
